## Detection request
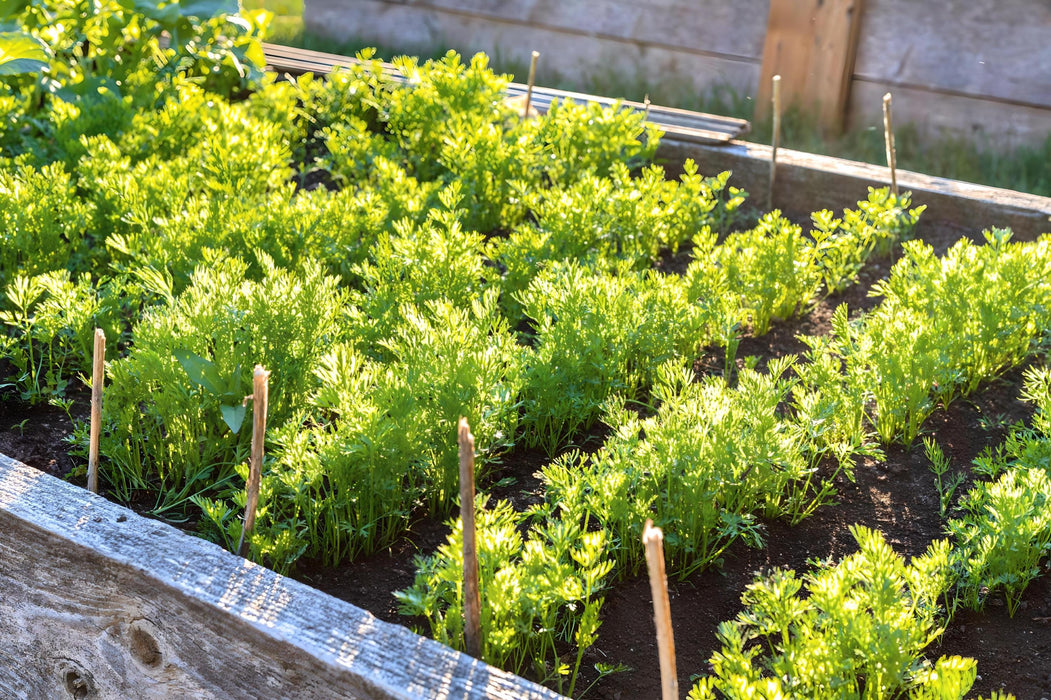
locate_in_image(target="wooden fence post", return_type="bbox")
[643,520,677,700]
[87,329,105,494]
[459,417,483,659]
[237,366,269,558]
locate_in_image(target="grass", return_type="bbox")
[247,0,1051,198]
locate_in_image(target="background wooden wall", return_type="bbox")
[303,0,1051,148]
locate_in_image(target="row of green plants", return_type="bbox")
[689,360,1051,698]
[397,230,1051,693]
[1,0,923,573]
[3,5,1049,696]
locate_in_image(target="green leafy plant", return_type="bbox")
[801,232,1051,445]
[949,365,1051,616]
[494,160,742,322]
[0,162,91,284]
[924,438,965,517]
[690,527,972,699]
[518,263,714,454]
[94,255,346,514]
[543,359,870,579]
[811,188,925,294]
[396,498,613,695]
[0,271,124,403]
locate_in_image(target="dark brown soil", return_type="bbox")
[2,223,1050,699]
[0,387,87,480]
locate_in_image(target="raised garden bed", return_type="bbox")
[3,10,1051,699]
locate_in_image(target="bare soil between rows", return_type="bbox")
[2,219,1050,698]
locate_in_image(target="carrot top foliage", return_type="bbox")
[3,4,1050,696]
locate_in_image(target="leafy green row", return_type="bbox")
[948,364,1051,616]
[800,231,1051,445]
[399,230,1051,692]
[690,362,1051,699]
[691,527,974,699]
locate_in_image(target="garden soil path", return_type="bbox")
[2,221,1050,698]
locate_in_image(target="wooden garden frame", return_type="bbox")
[0,453,560,699]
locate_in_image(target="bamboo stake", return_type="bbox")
[237,365,269,559]
[459,417,483,659]
[643,519,678,700]
[522,50,540,119]
[883,92,898,196]
[768,74,782,211]
[86,328,105,494]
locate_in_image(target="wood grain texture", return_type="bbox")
[346,0,769,61]
[303,0,762,98]
[846,79,1051,151]
[756,0,864,131]
[657,137,1051,241]
[642,522,676,700]
[0,453,563,700]
[853,0,1051,108]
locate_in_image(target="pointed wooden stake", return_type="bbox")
[523,50,540,119]
[237,366,269,559]
[643,520,678,700]
[459,417,483,659]
[883,92,898,196]
[768,74,782,211]
[86,328,105,494]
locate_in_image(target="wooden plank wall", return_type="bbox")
[0,453,563,700]
[303,0,769,100]
[304,0,1051,148]
[756,0,864,133]
[847,0,1051,148]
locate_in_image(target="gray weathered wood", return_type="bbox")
[392,0,769,60]
[846,79,1051,152]
[658,137,1051,241]
[304,0,1051,146]
[302,0,762,98]
[853,0,1051,108]
[0,453,563,700]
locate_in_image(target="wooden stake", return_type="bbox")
[643,94,651,122]
[237,365,269,559]
[86,329,105,494]
[643,520,678,700]
[458,417,483,659]
[768,74,782,211]
[522,50,539,119]
[883,92,898,196]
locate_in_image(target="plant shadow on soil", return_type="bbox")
[1,220,1050,698]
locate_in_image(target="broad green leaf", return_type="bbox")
[220,404,246,433]
[133,0,182,26]
[54,76,122,104]
[0,0,30,20]
[0,32,48,76]
[176,0,238,19]
[173,349,224,394]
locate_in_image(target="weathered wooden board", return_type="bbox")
[305,0,1051,146]
[303,0,762,97]
[0,453,563,700]
[756,0,865,132]
[854,0,1051,108]
[657,137,1051,241]
[386,0,769,61]
[846,79,1051,152]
